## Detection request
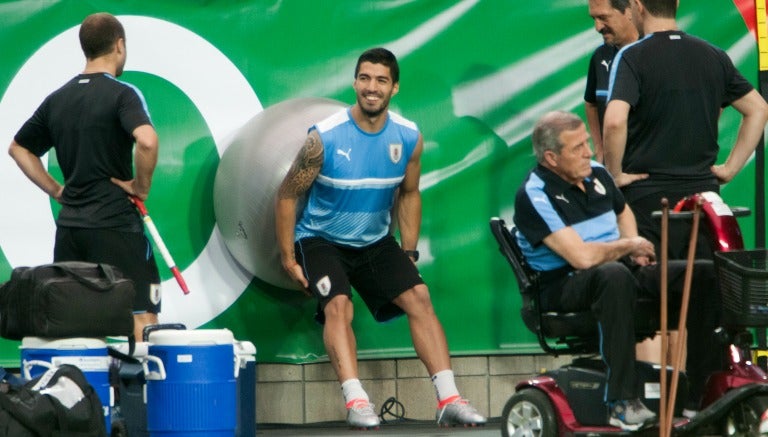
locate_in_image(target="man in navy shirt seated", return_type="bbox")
[513,111,721,430]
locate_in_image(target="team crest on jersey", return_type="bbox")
[389,143,403,164]
[316,276,332,297]
[594,178,607,195]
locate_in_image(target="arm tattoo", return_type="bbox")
[278,133,323,199]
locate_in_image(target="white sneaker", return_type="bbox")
[435,397,487,427]
[347,400,380,429]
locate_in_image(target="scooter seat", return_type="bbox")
[539,310,595,338]
[491,217,661,354]
[534,298,661,339]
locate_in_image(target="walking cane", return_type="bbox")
[660,198,669,437]
[663,198,703,436]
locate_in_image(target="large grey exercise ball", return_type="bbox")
[213,97,346,290]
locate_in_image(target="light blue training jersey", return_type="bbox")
[295,108,420,247]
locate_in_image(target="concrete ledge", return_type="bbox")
[255,354,570,424]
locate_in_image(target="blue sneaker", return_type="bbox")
[608,399,657,431]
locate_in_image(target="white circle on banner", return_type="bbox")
[0,15,260,328]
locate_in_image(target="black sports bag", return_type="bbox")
[0,261,135,340]
[0,364,107,437]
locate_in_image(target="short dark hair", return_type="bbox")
[641,0,677,18]
[609,0,631,12]
[355,48,400,84]
[532,111,585,161]
[79,13,125,59]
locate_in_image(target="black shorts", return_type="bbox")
[54,227,162,314]
[295,235,424,323]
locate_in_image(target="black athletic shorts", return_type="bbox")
[295,235,424,324]
[54,227,162,314]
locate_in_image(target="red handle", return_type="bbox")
[129,196,149,216]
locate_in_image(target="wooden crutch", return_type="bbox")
[659,198,669,437]
[663,198,703,437]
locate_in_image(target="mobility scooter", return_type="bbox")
[491,192,768,436]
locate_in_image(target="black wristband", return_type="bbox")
[404,249,419,261]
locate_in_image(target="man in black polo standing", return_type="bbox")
[584,0,638,162]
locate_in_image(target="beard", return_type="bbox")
[360,104,387,118]
[357,93,390,118]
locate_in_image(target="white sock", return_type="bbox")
[431,369,460,405]
[341,378,369,407]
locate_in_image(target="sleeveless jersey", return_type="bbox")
[295,108,419,247]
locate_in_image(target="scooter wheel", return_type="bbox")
[501,388,557,437]
[722,394,768,436]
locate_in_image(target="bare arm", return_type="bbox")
[585,101,603,163]
[603,99,648,187]
[615,204,655,266]
[397,134,424,257]
[275,130,324,289]
[615,203,639,238]
[542,205,654,270]
[712,89,768,183]
[111,124,159,200]
[8,140,64,201]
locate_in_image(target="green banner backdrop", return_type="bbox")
[0,0,759,366]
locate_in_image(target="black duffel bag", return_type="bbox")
[0,364,107,437]
[0,261,135,340]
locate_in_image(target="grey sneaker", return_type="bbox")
[436,398,487,427]
[347,400,380,429]
[608,399,657,431]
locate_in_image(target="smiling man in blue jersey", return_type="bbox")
[274,48,485,429]
[514,111,720,430]
[8,12,161,341]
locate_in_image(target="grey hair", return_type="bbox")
[531,111,585,161]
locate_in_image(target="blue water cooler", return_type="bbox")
[144,329,238,437]
[234,340,256,437]
[21,337,113,434]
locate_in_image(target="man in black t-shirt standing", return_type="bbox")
[603,0,768,260]
[8,12,161,341]
[584,0,638,163]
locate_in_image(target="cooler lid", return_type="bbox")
[234,340,257,356]
[21,337,107,349]
[148,329,234,346]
